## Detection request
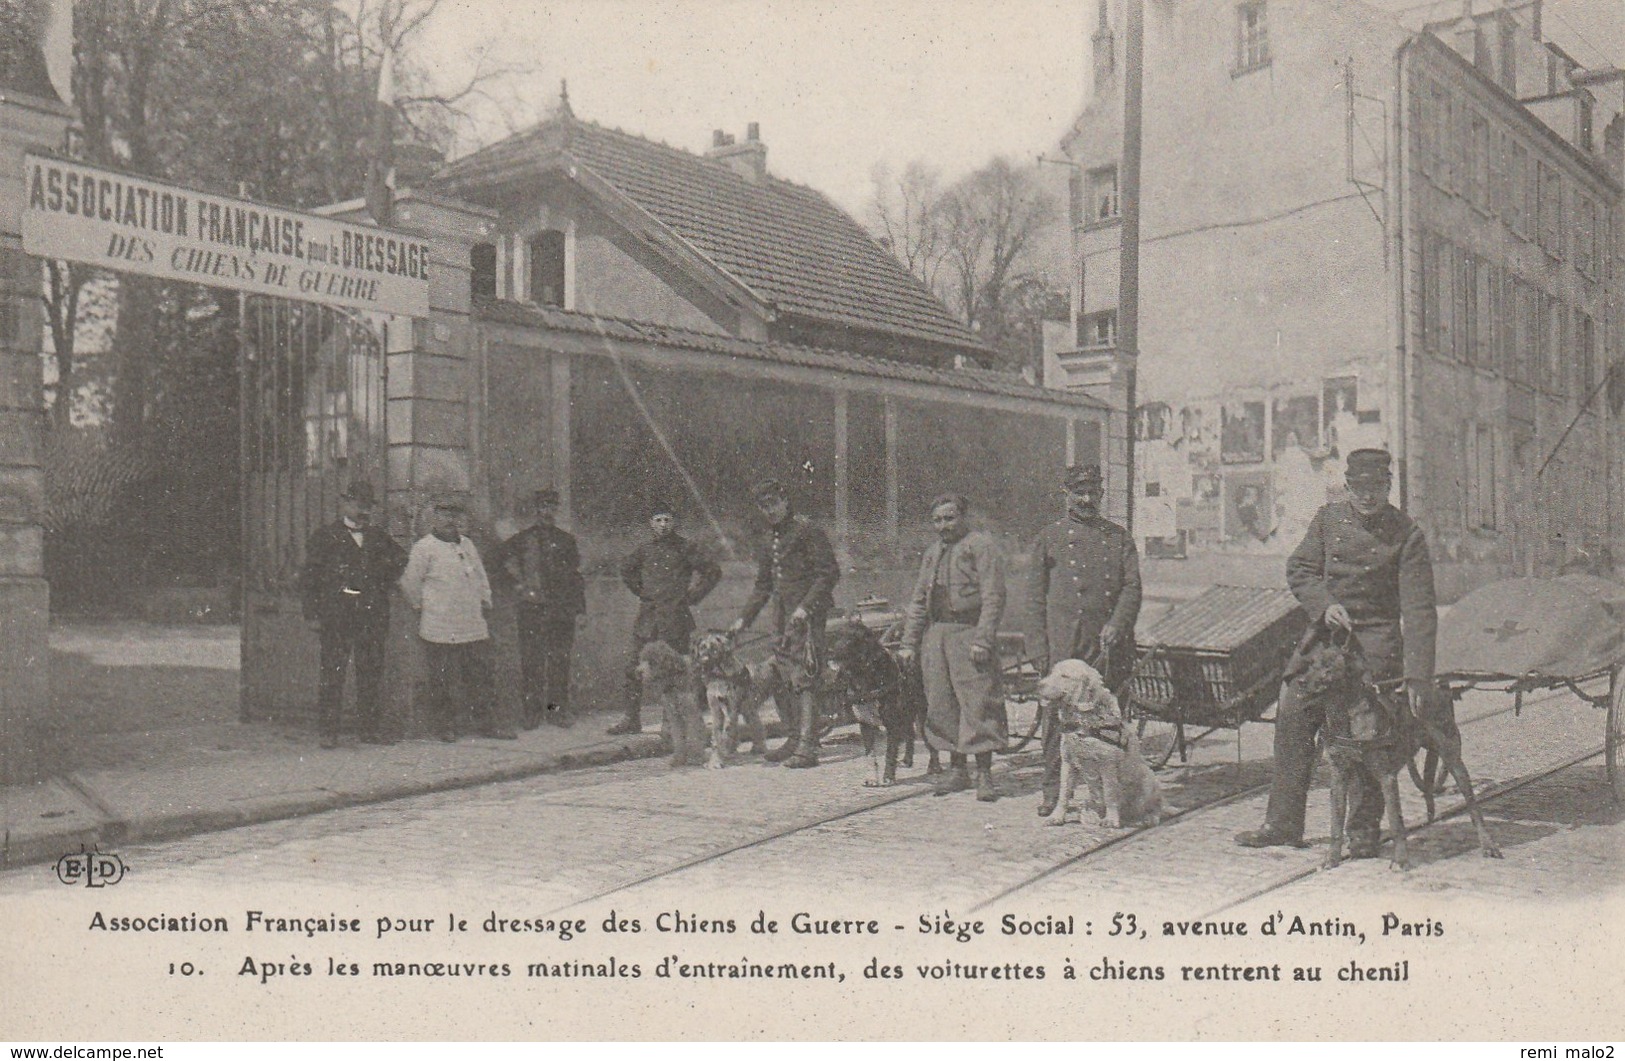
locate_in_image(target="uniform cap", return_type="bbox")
[647,499,677,519]
[432,494,467,513]
[752,478,787,502]
[1345,448,1392,481]
[1065,464,1104,491]
[531,487,560,505]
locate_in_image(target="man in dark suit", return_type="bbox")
[490,487,586,729]
[1236,448,1438,855]
[301,481,408,748]
[1028,464,1142,817]
[729,479,840,769]
[609,500,722,735]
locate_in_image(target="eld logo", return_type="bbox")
[55,848,126,888]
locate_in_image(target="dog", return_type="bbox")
[1035,659,1164,828]
[1293,625,1502,871]
[824,618,936,786]
[635,641,704,767]
[690,630,768,769]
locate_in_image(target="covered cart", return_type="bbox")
[1434,573,1625,801]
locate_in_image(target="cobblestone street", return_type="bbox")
[4,681,1617,915]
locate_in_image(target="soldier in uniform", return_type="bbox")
[1028,464,1142,816]
[489,487,586,730]
[729,479,840,769]
[301,481,408,748]
[609,501,722,735]
[897,494,1007,800]
[1236,447,1438,855]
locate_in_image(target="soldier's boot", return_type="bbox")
[763,694,801,763]
[1348,829,1383,859]
[606,710,642,736]
[974,752,998,803]
[1037,789,1058,817]
[934,754,971,796]
[784,691,821,769]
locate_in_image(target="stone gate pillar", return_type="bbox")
[0,23,74,783]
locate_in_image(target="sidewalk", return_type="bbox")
[1,622,696,870]
[0,568,1285,871]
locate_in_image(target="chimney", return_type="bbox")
[1091,0,1116,93]
[1453,0,1484,68]
[707,123,768,183]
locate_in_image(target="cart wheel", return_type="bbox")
[1133,716,1181,770]
[1608,666,1624,803]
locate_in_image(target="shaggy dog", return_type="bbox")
[690,630,768,769]
[824,618,934,786]
[1293,625,1501,871]
[635,641,704,767]
[1035,659,1164,828]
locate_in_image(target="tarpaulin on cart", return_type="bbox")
[1436,574,1625,679]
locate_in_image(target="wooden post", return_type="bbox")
[833,389,850,562]
[884,395,900,559]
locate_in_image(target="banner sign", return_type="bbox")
[20,153,430,317]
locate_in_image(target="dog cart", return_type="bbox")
[1432,573,1625,802]
[1125,585,1308,768]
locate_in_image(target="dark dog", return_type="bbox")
[690,630,768,769]
[825,618,934,786]
[1296,626,1502,871]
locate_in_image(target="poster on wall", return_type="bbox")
[1271,394,1320,455]
[1220,399,1265,463]
[1225,470,1275,542]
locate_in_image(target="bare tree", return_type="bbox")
[902,156,1062,371]
[868,160,948,292]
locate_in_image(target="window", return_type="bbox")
[1415,79,1435,182]
[1578,313,1597,400]
[1469,113,1489,210]
[1514,142,1533,239]
[1234,2,1270,75]
[1421,231,1445,354]
[1511,280,1536,385]
[1457,250,1476,362]
[1489,128,1507,219]
[1087,166,1119,222]
[1466,424,1497,530]
[1576,196,1598,278]
[1081,309,1117,348]
[469,243,496,302]
[1542,296,1568,397]
[527,230,566,307]
[1537,163,1563,257]
[1439,91,1456,191]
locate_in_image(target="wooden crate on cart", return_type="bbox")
[1129,585,1307,763]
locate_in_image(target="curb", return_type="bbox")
[2,730,678,871]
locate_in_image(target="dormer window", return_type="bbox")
[1234,2,1270,76]
[528,231,566,307]
[470,243,497,301]
[1087,165,1119,222]
[1081,309,1117,349]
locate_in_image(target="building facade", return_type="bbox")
[1049,0,1622,595]
[239,111,1115,728]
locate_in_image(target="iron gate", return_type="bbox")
[240,295,386,721]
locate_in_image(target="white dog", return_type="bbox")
[1036,659,1164,828]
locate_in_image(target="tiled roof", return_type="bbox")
[475,300,1107,410]
[430,117,987,356]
